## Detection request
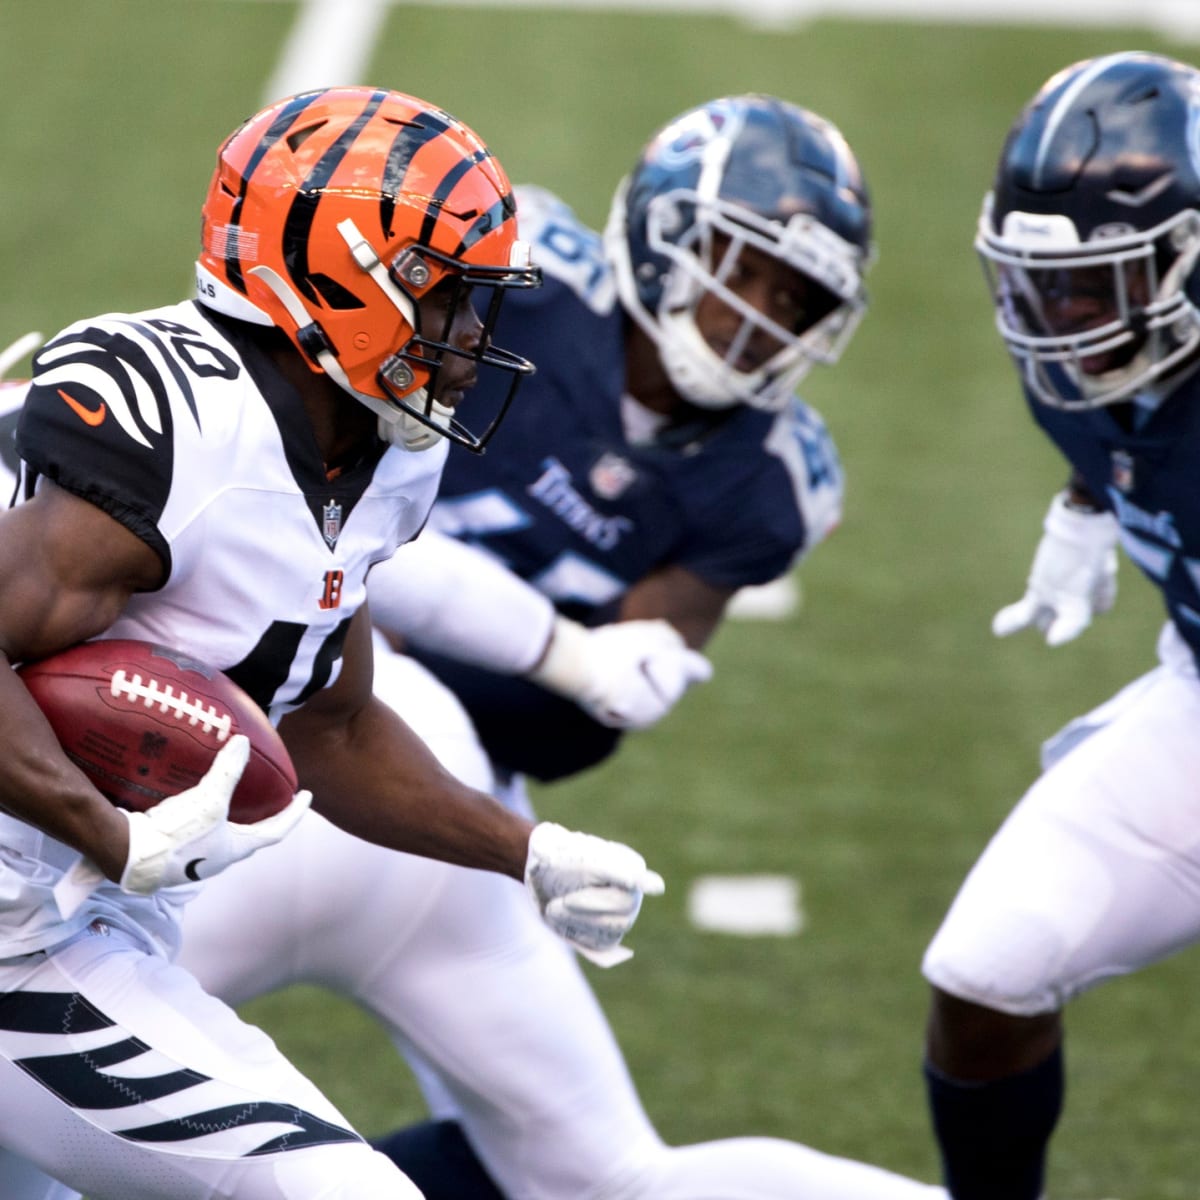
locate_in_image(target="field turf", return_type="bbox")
[0,3,1193,1193]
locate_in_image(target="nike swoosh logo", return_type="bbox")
[184,858,206,882]
[57,388,106,427]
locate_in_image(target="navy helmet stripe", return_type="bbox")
[225,90,326,295]
[283,90,388,299]
[379,112,453,240]
[455,196,513,255]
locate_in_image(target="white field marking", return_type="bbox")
[687,874,805,936]
[247,0,1200,38]
[260,0,390,103]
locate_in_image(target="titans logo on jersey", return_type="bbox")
[415,186,844,779]
[1030,372,1200,668]
[17,300,446,721]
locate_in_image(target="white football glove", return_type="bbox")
[525,820,665,967]
[54,736,311,917]
[992,491,1120,647]
[528,615,713,729]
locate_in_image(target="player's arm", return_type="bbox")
[279,604,664,964]
[617,562,734,649]
[519,563,722,730]
[0,482,161,879]
[281,603,533,877]
[373,534,713,731]
[369,531,555,676]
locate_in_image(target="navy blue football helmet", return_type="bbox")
[978,52,1200,410]
[604,94,873,412]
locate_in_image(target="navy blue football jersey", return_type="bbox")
[412,187,844,779]
[1029,370,1200,670]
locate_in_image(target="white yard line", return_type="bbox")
[254,0,1199,41]
[260,0,390,102]
[688,875,805,936]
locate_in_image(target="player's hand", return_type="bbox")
[529,615,713,729]
[524,820,665,967]
[55,737,310,915]
[992,491,1120,647]
[117,735,311,893]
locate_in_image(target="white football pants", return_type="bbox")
[178,639,944,1200]
[924,622,1200,1014]
[0,919,419,1199]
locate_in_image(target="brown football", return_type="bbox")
[18,639,296,824]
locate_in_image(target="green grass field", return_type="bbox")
[2,2,1196,1195]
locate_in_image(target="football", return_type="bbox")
[18,639,297,824]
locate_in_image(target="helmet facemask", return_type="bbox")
[636,187,865,411]
[341,227,540,451]
[978,200,1200,410]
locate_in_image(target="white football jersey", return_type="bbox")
[1,299,446,957]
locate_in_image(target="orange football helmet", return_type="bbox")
[196,87,540,451]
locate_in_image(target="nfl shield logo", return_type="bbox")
[323,499,343,548]
[1111,450,1135,494]
[589,452,636,500]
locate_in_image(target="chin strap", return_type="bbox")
[247,263,448,453]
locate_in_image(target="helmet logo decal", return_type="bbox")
[654,104,734,170]
[207,224,259,264]
[1105,175,1176,208]
[1032,55,1125,188]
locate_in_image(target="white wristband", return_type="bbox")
[526,615,594,701]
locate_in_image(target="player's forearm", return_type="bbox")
[1063,468,1106,513]
[0,661,130,877]
[369,532,555,674]
[281,694,531,879]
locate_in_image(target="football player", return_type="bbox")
[178,95,948,1198]
[0,86,667,1200]
[921,52,1200,1199]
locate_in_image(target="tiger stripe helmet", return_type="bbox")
[196,87,540,452]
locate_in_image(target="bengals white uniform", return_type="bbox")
[0,302,434,1198]
[174,194,946,1199]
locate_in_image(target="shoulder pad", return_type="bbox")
[764,399,844,555]
[515,184,617,314]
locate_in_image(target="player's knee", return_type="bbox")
[926,983,1063,1084]
[922,904,1071,1018]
